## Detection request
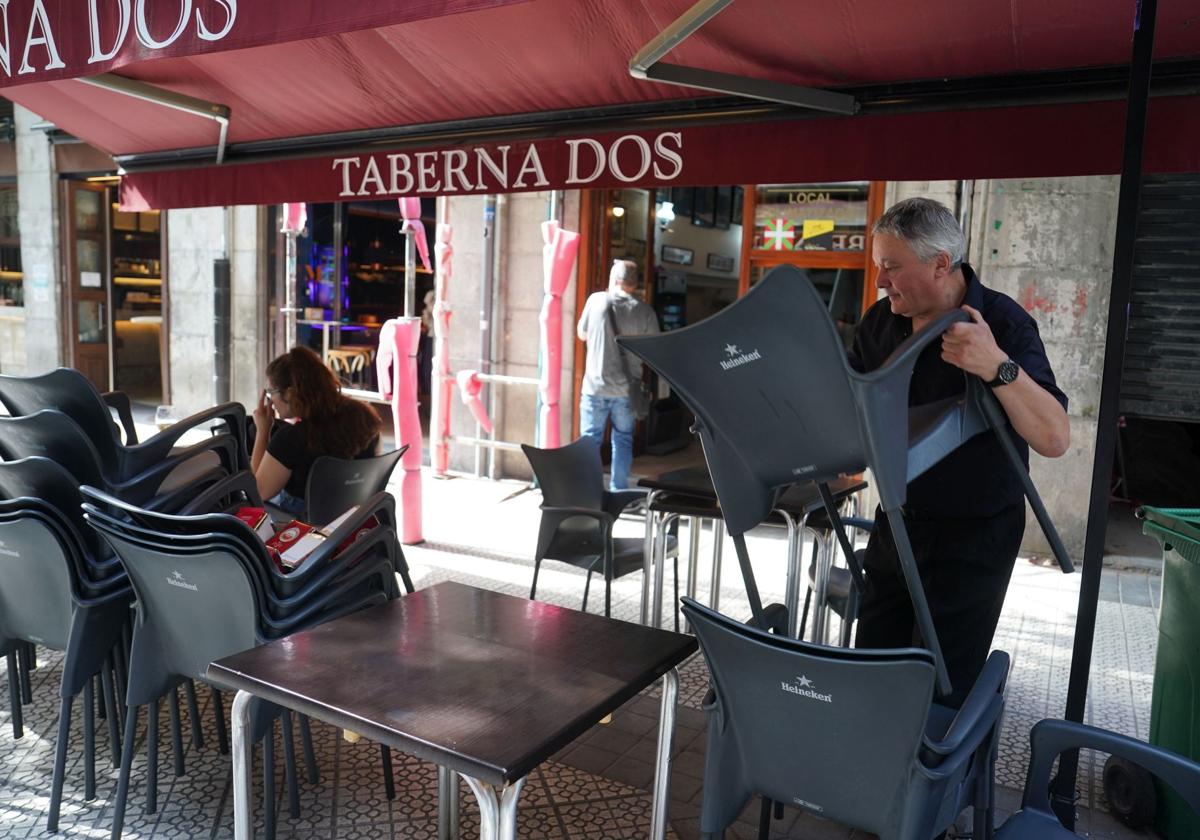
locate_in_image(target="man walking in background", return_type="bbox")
[576,259,660,489]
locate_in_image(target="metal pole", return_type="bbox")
[284,231,298,350]
[212,258,231,405]
[478,196,497,477]
[1052,0,1158,827]
[404,228,417,318]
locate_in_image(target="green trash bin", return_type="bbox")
[1140,506,1200,840]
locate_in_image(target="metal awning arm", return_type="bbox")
[629,0,857,116]
[77,73,231,164]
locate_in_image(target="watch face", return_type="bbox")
[999,359,1019,384]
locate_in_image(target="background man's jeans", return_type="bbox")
[580,394,635,490]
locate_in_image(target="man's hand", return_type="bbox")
[941,305,1007,380]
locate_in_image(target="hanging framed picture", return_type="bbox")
[661,245,694,266]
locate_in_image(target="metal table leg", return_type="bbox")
[231,690,254,840]
[641,491,662,625]
[461,774,526,840]
[649,668,679,840]
[710,519,724,612]
[812,530,835,645]
[438,765,461,840]
[651,513,677,629]
[684,516,702,632]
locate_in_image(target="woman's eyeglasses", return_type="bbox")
[265,386,285,396]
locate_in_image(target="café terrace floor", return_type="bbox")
[0,470,1159,840]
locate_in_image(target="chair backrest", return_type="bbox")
[619,266,864,536]
[0,455,109,562]
[683,598,939,839]
[0,410,108,488]
[0,501,77,653]
[305,446,406,526]
[85,515,261,704]
[522,437,606,511]
[0,369,121,474]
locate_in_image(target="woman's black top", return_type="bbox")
[266,420,379,499]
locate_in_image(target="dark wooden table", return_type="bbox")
[637,466,867,639]
[207,581,697,840]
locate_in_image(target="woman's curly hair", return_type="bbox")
[266,346,381,458]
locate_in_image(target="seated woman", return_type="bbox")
[252,345,382,516]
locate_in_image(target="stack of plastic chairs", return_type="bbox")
[81,486,409,840]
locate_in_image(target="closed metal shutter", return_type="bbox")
[1120,174,1200,421]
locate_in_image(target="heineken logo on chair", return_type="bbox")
[719,343,762,371]
[780,674,832,703]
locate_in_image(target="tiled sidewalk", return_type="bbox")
[0,472,1162,839]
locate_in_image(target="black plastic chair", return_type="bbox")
[0,367,250,482]
[684,598,1007,840]
[0,410,237,510]
[0,459,134,830]
[522,437,679,623]
[798,514,875,647]
[83,504,398,840]
[996,719,1200,838]
[619,264,1072,696]
[101,390,140,445]
[305,446,407,526]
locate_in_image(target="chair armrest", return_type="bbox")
[1020,719,1200,815]
[101,391,139,445]
[602,489,648,518]
[119,402,248,476]
[108,434,240,505]
[538,505,615,526]
[862,309,969,383]
[922,650,1010,758]
[177,470,265,515]
[840,516,874,534]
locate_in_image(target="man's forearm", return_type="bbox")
[993,369,1071,458]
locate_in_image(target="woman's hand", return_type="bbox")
[252,389,275,430]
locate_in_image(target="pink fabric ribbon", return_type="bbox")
[398,197,431,272]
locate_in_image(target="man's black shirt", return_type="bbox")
[848,264,1068,519]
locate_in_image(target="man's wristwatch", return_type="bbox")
[987,358,1019,388]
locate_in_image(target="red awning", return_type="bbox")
[2,0,1198,207]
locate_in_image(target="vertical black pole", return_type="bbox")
[1052,0,1157,827]
[213,257,232,406]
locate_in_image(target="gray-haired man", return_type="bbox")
[850,197,1070,705]
[576,259,659,489]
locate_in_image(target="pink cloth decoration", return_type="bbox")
[280,202,307,233]
[538,220,580,449]
[431,222,454,475]
[456,370,494,435]
[398,197,431,272]
[376,317,424,544]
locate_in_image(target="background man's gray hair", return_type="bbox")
[873,197,965,269]
[610,259,639,288]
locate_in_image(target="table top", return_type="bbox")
[640,465,866,519]
[206,581,697,786]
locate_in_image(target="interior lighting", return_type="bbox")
[611,204,626,218]
[655,201,675,230]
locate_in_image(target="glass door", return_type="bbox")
[63,181,112,390]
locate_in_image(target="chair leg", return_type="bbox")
[582,570,593,612]
[110,703,141,840]
[6,652,23,739]
[211,687,229,755]
[381,744,396,801]
[604,574,612,618]
[47,694,73,832]
[673,555,680,633]
[299,714,319,784]
[757,798,772,840]
[529,558,542,600]
[18,643,33,705]
[281,711,301,818]
[264,728,277,840]
[101,663,120,769]
[169,689,185,777]
[396,551,416,594]
[185,680,204,750]
[145,698,159,814]
[798,586,813,643]
[84,680,97,801]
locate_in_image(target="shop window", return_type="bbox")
[0,185,21,306]
[752,183,870,253]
